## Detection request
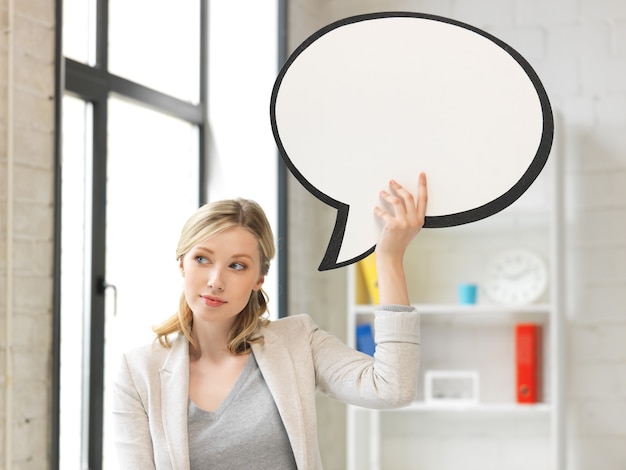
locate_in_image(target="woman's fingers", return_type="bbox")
[374,173,428,255]
[415,172,428,225]
[375,173,427,230]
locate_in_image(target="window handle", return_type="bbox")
[98,279,118,317]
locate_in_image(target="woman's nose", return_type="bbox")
[207,267,224,291]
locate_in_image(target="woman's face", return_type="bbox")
[179,226,264,326]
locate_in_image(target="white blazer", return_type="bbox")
[112,309,420,469]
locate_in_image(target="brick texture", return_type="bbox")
[0,0,55,469]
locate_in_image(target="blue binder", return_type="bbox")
[356,323,375,356]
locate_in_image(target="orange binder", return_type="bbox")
[515,324,542,403]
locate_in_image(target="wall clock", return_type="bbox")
[483,249,548,305]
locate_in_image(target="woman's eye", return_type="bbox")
[231,262,246,271]
[195,256,209,264]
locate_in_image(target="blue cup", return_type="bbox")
[457,283,478,305]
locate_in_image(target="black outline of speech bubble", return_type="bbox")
[270,11,553,271]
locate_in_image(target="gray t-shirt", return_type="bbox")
[187,352,297,470]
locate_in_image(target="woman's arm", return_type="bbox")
[313,175,427,408]
[374,173,428,306]
[312,307,420,408]
[112,354,157,470]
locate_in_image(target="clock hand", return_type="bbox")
[501,266,539,281]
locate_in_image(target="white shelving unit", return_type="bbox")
[346,147,564,470]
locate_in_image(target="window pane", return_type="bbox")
[108,0,201,103]
[63,0,96,64]
[101,97,199,468]
[59,95,92,469]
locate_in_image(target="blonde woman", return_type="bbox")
[112,174,427,469]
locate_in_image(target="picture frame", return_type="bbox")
[424,370,480,406]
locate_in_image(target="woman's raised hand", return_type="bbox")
[374,173,428,258]
[373,173,428,306]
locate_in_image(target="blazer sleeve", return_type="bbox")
[310,306,420,409]
[112,353,157,470]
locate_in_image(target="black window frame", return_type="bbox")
[52,1,289,466]
[53,2,205,469]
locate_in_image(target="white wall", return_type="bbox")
[287,0,626,469]
[206,1,281,316]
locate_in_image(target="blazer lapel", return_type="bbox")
[252,329,308,469]
[159,335,191,470]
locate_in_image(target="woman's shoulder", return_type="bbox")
[260,314,321,340]
[122,334,186,368]
[265,313,316,330]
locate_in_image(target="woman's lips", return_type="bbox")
[201,295,226,307]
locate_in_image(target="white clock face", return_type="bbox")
[484,249,548,305]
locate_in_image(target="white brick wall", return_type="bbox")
[288,0,626,469]
[0,0,55,468]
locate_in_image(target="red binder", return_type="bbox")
[515,324,542,403]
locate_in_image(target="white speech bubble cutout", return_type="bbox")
[270,12,553,271]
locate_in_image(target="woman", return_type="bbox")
[112,174,428,469]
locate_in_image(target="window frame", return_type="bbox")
[52,1,289,467]
[52,1,209,468]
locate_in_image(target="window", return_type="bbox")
[54,2,285,469]
[55,2,205,469]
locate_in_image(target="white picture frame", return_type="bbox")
[424,370,480,406]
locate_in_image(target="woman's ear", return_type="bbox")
[253,275,265,291]
[179,257,185,277]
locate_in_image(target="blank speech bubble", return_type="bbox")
[270,12,553,271]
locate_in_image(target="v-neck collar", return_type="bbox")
[188,353,255,419]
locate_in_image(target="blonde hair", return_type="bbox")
[153,198,276,355]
